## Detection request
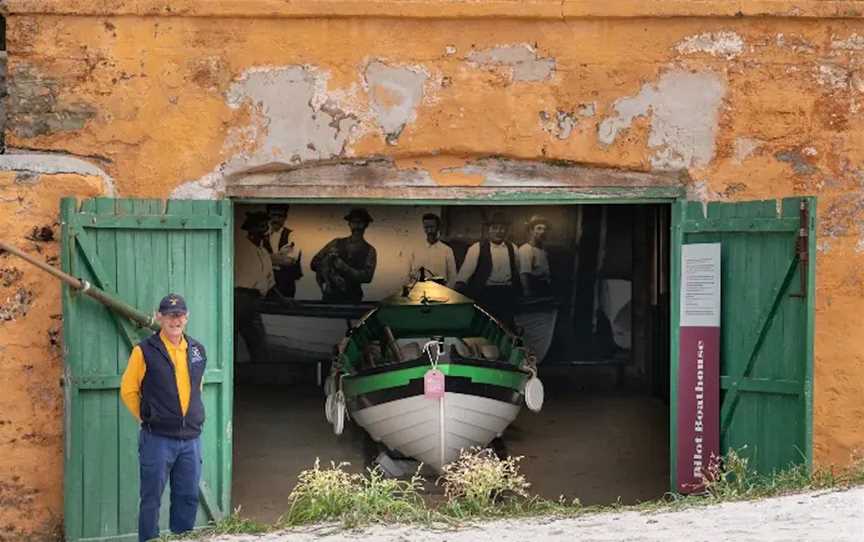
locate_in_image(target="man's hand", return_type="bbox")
[271,252,297,266]
[332,257,349,272]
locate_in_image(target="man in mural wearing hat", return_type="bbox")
[311,208,378,303]
[454,211,522,326]
[263,204,303,299]
[120,293,207,542]
[234,211,274,363]
[407,212,458,285]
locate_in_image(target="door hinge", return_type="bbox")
[791,199,809,298]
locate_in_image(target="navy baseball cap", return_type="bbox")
[158,293,188,316]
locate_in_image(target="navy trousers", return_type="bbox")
[138,429,202,542]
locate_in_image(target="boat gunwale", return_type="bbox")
[342,362,531,398]
[346,375,525,410]
[345,354,530,378]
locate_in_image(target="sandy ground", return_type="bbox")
[232,378,668,523]
[202,487,864,542]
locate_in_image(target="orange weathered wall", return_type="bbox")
[0,172,105,540]
[2,1,864,537]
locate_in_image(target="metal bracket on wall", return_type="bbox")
[791,199,809,298]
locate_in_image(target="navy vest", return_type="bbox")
[263,228,303,297]
[138,332,207,439]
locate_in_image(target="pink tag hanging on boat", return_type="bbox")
[424,369,445,399]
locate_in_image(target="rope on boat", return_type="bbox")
[422,339,445,368]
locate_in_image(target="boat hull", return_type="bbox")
[350,391,522,472]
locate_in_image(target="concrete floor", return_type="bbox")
[232,374,669,523]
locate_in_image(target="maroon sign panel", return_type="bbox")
[677,243,721,494]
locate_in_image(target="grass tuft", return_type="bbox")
[701,448,864,502]
[279,459,432,528]
[157,507,267,540]
[438,447,531,516]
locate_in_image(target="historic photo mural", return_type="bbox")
[234,204,636,370]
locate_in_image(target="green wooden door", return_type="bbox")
[61,198,233,542]
[670,197,815,487]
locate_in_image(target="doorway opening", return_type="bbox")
[230,201,671,522]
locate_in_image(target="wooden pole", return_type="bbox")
[0,240,160,331]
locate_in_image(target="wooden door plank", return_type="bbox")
[114,199,140,535]
[719,254,798,434]
[61,198,85,541]
[83,199,118,538]
[217,199,234,514]
[669,198,685,491]
[804,197,817,466]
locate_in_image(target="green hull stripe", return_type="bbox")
[343,364,527,396]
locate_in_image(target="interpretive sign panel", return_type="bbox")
[677,243,721,493]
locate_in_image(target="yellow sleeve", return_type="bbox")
[120,346,146,421]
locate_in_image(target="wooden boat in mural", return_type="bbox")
[324,274,544,472]
[255,300,375,365]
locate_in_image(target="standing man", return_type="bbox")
[311,208,377,303]
[234,211,274,363]
[407,212,457,285]
[515,215,558,362]
[454,211,522,326]
[120,294,207,542]
[263,204,303,298]
[518,215,553,298]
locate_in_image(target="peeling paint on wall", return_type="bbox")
[598,70,726,170]
[364,61,427,145]
[733,137,764,164]
[578,103,596,118]
[7,64,97,138]
[675,31,745,59]
[686,179,720,204]
[173,66,361,199]
[539,103,595,140]
[775,33,817,54]
[466,44,555,82]
[816,63,852,90]
[775,148,818,176]
[831,33,864,51]
[539,110,577,139]
[0,288,34,321]
[226,66,358,163]
[821,170,864,249]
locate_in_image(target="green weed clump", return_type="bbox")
[810,452,864,489]
[202,510,267,535]
[697,447,864,503]
[438,447,532,516]
[702,447,757,500]
[280,459,429,528]
[157,508,267,540]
